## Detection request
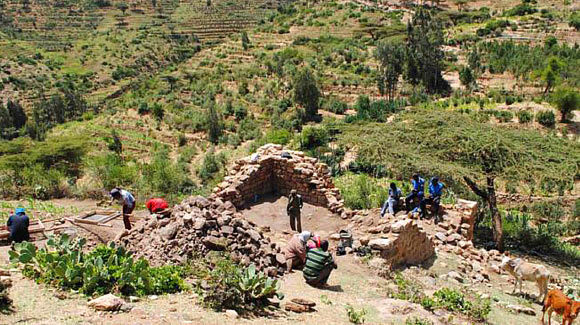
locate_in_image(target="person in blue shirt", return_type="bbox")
[7,207,30,243]
[420,177,445,222]
[381,182,402,217]
[405,174,425,213]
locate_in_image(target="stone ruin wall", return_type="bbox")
[212,144,346,216]
[368,219,435,268]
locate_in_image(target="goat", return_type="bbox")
[499,255,550,302]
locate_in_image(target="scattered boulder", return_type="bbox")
[369,238,392,250]
[445,271,465,283]
[88,294,126,311]
[506,304,536,316]
[225,309,239,319]
[285,298,316,313]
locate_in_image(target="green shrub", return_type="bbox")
[325,97,348,114]
[234,105,248,120]
[238,116,261,141]
[504,3,537,16]
[0,136,87,199]
[10,235,188,297]
[198,256,283,311]
[140,145,195,196]
[493,211,580,263]
[536,110,556,127]
[346,304,367,324]
[551,87,579,122]
[335,174,389,210]
[300,126,328,150]
[432,288,490,321]
[531,201,565,220]
[197,149,226,183]
[517,110,533,123]
[86,153,138,190]
[570,12,580,31]
[178,133,187,146]
[264,129,291,145]
[112,66,137,80]
[152,103,164,122]
[405,317,433,325]
[495,110,513,123]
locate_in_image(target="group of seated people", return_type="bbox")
[380,174,445,222]
[284,231,337,287]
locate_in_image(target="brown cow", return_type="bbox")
[542,289,580,325]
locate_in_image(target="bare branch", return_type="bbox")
[463,176,488,200]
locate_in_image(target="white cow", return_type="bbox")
[499,255,550,302]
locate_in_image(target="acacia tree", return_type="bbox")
[376,40,405,100]
[339,111,577,251]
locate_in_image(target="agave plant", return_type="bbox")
[237,264,284,305]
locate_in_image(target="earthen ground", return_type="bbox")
[0,199,577,324]
[240,194,349,236]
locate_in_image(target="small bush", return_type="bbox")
[138,102,150,115]
[570,12,580,31]
[335,173,389,210]
[551,87,579,122]
[536,110,556,127]
[178,133,187,146]
[300,126,328,150]
[346,304,367,324]
[433,288,490,321]
[197,149,226,183]
[405,317,433,325]
[198,256,283,312]
[234,105,248,120]
[325,97,348,114]
[264,129,291,145]
[152,103,164,122]
[517,110,533,123]
[504,3,537,16]
[495,110,513,123]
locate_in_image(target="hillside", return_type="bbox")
[0,0,579,323]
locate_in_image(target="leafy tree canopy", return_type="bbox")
[338,110,578,196]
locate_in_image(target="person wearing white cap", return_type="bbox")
[110,187,136,230]
[283,231,312,273]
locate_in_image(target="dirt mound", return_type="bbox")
[117,195,286,275]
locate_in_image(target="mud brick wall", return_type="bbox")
[212,144,346,215]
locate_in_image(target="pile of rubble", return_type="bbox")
[211,144,348,217]
[117,196,287,275]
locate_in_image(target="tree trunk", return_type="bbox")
[463,175,504,251]
[486,176,504,251]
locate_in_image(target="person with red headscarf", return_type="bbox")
[145,198,169,214]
